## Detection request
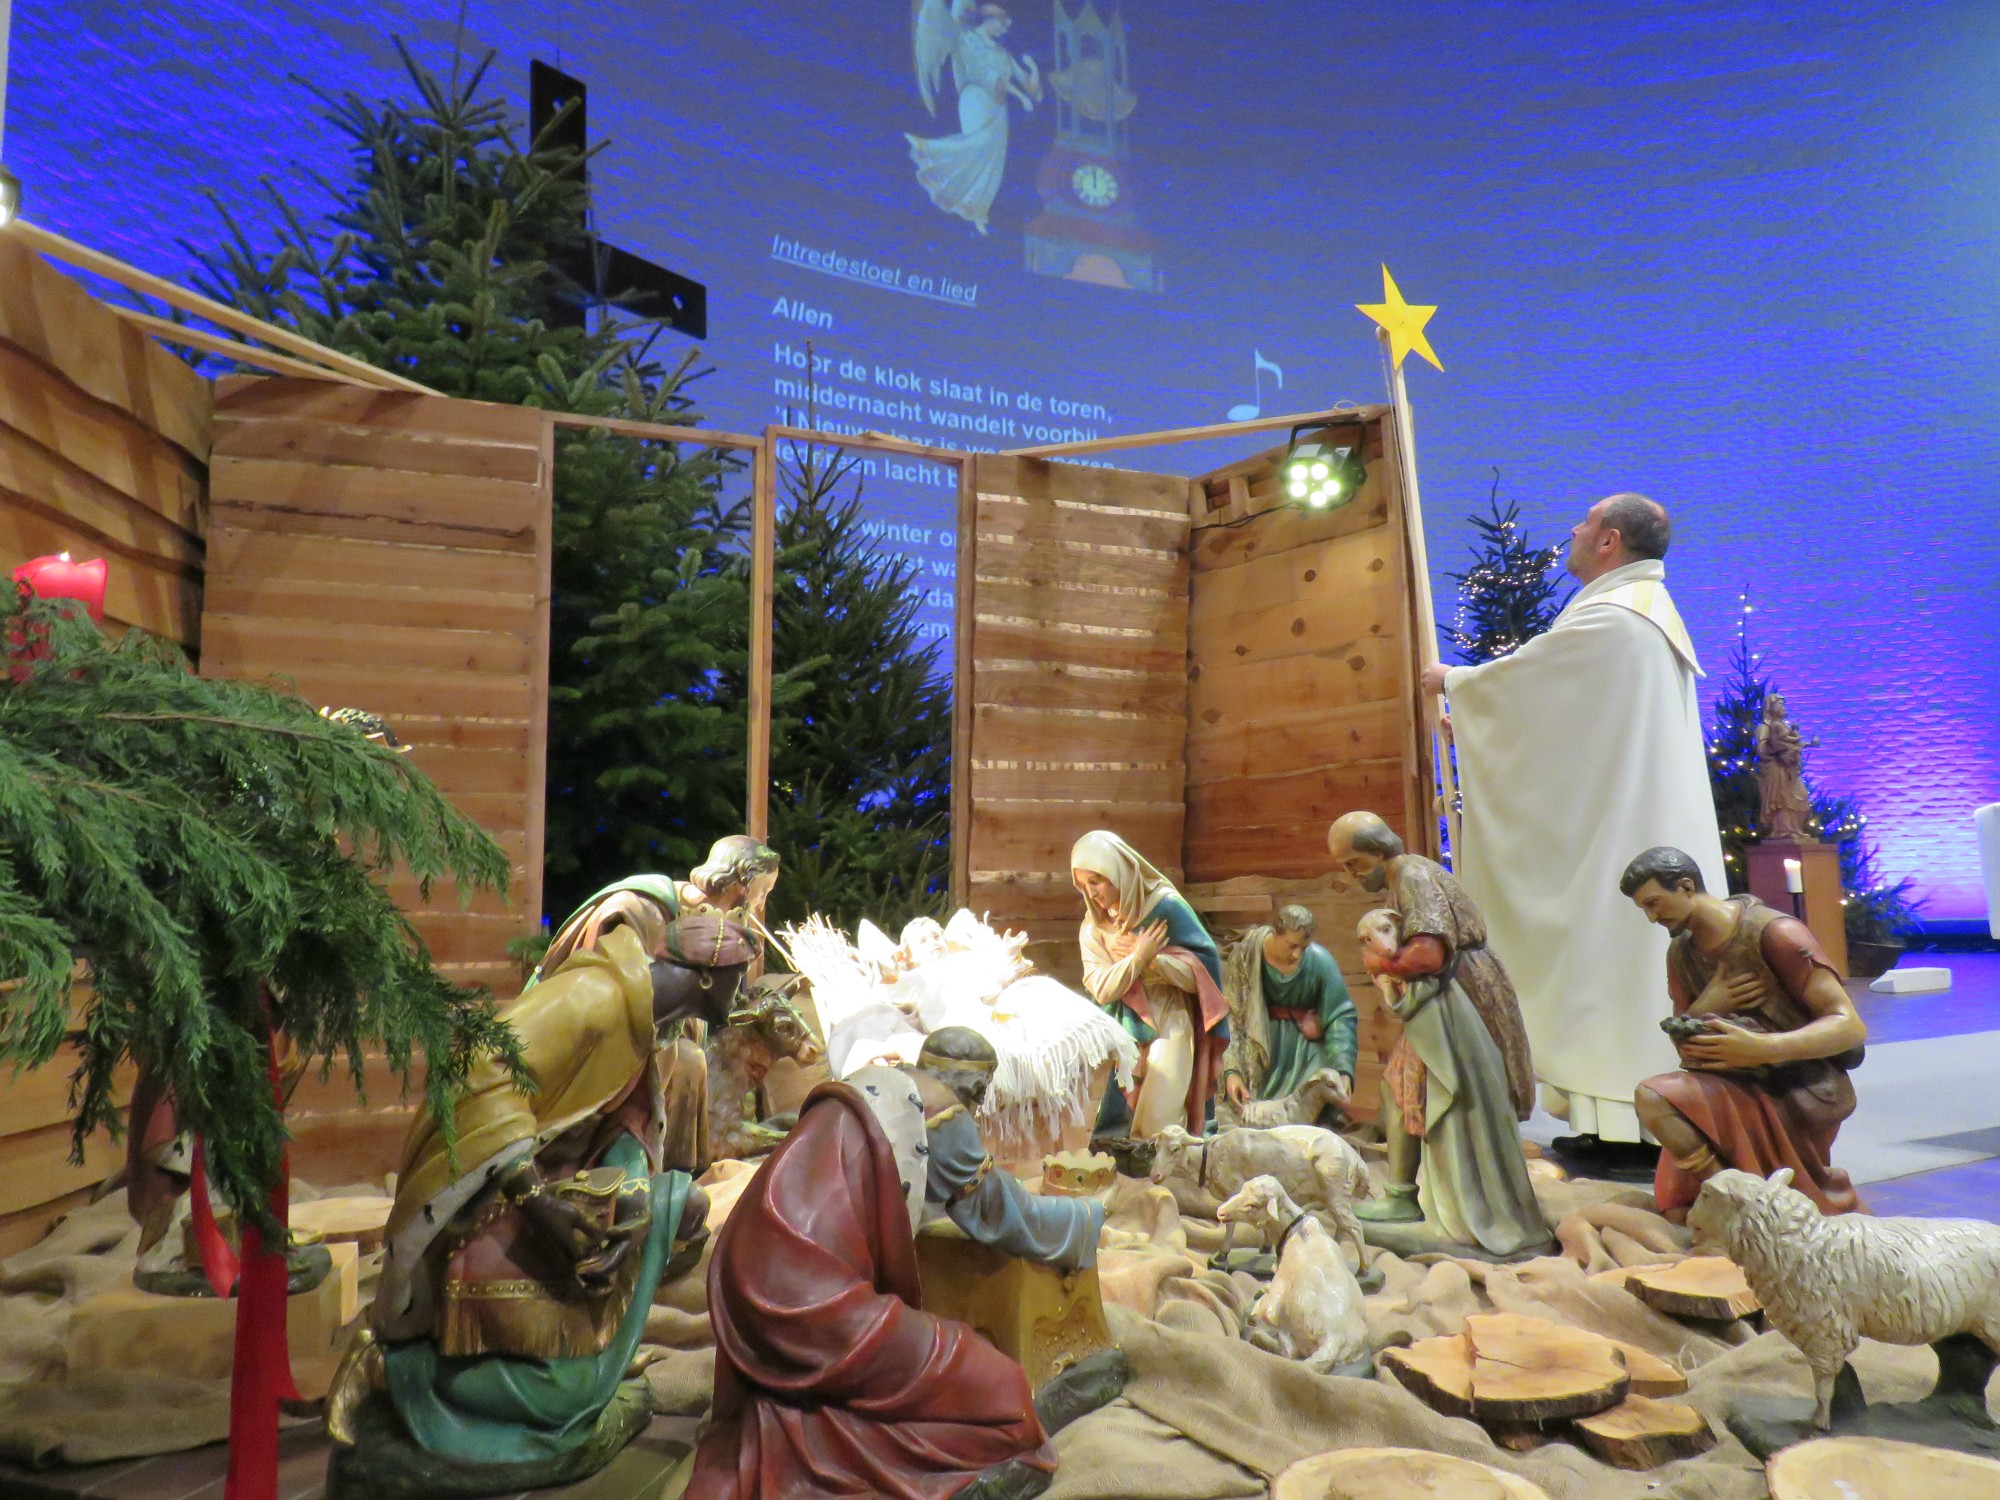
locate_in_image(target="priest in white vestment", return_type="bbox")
[1422,494,1726,1146]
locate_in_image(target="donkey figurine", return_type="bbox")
[705,977,826,1161]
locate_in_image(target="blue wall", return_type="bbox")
[8,0,1996,917]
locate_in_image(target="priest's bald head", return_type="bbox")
[1327,810,1404,893]
[1567,493,1671,584]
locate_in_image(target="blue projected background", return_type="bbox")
[5,1,1996,919]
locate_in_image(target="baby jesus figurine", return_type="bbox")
[1353,909,1548,1256]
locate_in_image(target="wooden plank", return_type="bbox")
[1189,572,1402,672]
[0,236,213,463]
[973,704,1186,763]
[0,1049,135,1138]
[1186,757,1407,828]
[0,1120,122,1217]
[202,614,532,678]
[384,878,527,920]
[202,575,536,636]
[1188,525,1396,632]
[400,745,533,795]
[974,538,1185,594]
[216,376,539,445]
[0,1183,97,1260]
[210,455,542,540]
[0,426,202,566]
[1187,700,1405,784]
[211,415,545,483]
[970,762,1185,803]
[118,309,358,385]
[973,619,1185,677]
[1190,646,1401,733]
[1191,494,1391,572]
[205,526,540,594]
[0,507,200,644]
[968,876,1087,924]
[976,493,1188,554]
[747,436,776,841]
[972,577,1185,637]
[0,341,205,531]
[548,410,761,452]
[198,660,535,724]
[393,719,534,756]
[970,802,1183,873]
[974,661,1186,718]
[207,499,538,553]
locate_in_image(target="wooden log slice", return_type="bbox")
[289,1195,395,1254]
[1609,1340,1689,1398]
[1767,1436,2000,1500]
[1273,1446,1551,1500]
[1625,1257,1761,1321]
[1573,1395,1715,1469]
[1463,1313,1629,1423]
[1380,1331,1475,1420]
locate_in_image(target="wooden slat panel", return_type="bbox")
[973,619,1185,676]
[1191,570,1402,671]
[977,494,1189,553]
[0,237,212,463]
[211,456,541,542]
[204,575,536,635]
[206,527,540,593]
[1191,494,1390,573]
[975,536,1185,593]
[973,704,1185,763]
[970,801,1183,872]
[968,875,1087,923]
[0,1121,121,1217]
[978,456,1197,518]
[395,719,534,755]
[1186,700,1404,784]
[1187,524,1395,632]
[0,341,204,531]
[973,577,1187,635]
[1190,645,1401,733]
[1185,758,1406,829]
[970,762,1185,803]
[215,375,542,448]
[203,614,532,677]
[209,415,544,483]
[0,1048,135,1138]
[200,660,535,723]
[402,745,534,795]
[975,662,1186,719]
[386,879,528,920]
[0,426,202,567]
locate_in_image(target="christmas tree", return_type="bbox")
[1704,589,1919,943]
[0,597,516,1227]
[763,436,951,931]
[189,45,787,922]
[1445,473,1574,663]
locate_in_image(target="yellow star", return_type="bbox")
[1356,264,1443,373]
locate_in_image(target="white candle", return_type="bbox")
[1784,858,1804,895]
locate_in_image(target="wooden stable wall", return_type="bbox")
[199,376,554,1181]
[1178,414,1432,1116]
[0,237,214,1256]
[963,455,1198,985]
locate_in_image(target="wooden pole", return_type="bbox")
[746,432,777,841]
[950,456,977,908]
[547,410,760,451]
[524,418,557,945]
[6,219,436,395]
[1380,330,1462,863]
[113,309,356,385]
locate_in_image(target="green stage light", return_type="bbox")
[1280,426,1366,511]
[0,166,19,230]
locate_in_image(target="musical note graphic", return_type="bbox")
[1227,350,1285,421]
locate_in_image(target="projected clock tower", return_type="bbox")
[1024,1,1161,294]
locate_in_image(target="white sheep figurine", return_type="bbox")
[1689,1167,2000,1429]
[1150,1121,1374,1272]
[1216,1174,1370,1373]
[1215,1066,1352,1131]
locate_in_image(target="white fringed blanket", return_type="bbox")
[781,910,1137,1146]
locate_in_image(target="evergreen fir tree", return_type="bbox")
[187,45,776,922]
[1445,472,1573,664]
[763,437,951,931]
[0,599,516,1226]
[1704,589,1919,941]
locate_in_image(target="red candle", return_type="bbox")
[13,553,108,622]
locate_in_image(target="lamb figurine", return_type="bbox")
[1215,1066,1352,1131]
[1150,1122,1374,1272]
[1689,1167,2000,1429]
[1216,1174,1370,1373]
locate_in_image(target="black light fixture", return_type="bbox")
[0,165,21,230]
[1280,424,1367,510]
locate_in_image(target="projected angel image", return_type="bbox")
[905,0,1042,234]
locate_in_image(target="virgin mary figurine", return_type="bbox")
[1071,831,1227,1137]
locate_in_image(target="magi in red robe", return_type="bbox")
[687,1082,1053,1500]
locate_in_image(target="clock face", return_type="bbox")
[1071,163,1119,209]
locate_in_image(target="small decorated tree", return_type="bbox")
[1445,472,1573,664]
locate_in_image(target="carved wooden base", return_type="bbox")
[914,1220,1117,1391]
